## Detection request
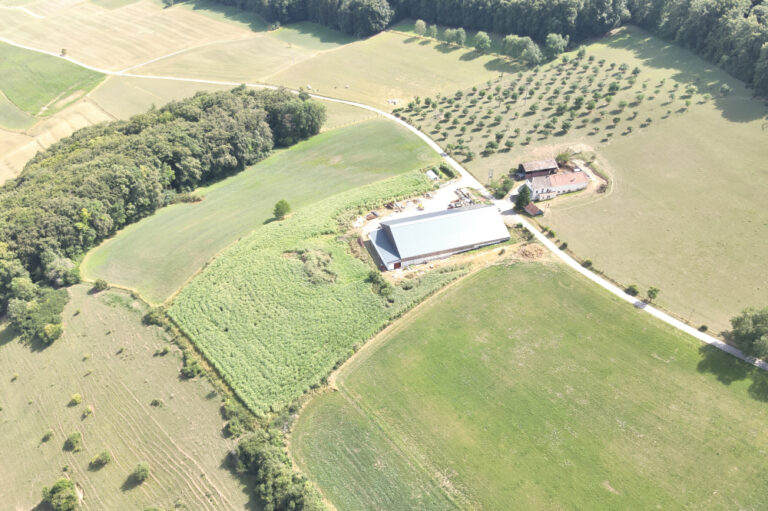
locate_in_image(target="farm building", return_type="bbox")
[526,171,589,201]
[523,202,543,216]
[519,159,558,178]
[369,205,510,270]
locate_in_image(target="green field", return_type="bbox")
[0,90,36,129]
[0,41,104,116]
[0,285,250,510]
[170,171,468,413]
[82,119,434,304]
[292,262,768,510]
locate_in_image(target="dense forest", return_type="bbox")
[0,87,325,342]
[211,0,768,94]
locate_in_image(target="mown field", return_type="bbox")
[170,171,468,413]
[82,118,433,303]
[292,262,768,510]
[0,285,251,510]
[0,41,103,120]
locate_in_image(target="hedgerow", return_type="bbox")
[170,171,467,413]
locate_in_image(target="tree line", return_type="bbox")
[0,87,326,343]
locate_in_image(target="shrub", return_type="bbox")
[438,163,455,179]
[698,325,709,332]
[92,279,109,292]
[625,284,640,297]
[142,307,166,326]
[63,432,82,452]
[69,394,82,406]
[273,199,291,220]
[89,450,112,469]
[42,430,54,442]
[150,399,163,407]
[581,259,592,268]
[41,478,78,511]
[82,405,93,419]
[133,463,150,483]
[180,350,203,379]
[559,242,568,250]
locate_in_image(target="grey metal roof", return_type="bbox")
[369,227,401,266]
[380,205,509,260]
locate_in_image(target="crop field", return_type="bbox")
[0,285,250,510]
[292,262,768,510]
[82,119,431,304]
[0,0,258,71]
[169,171,468,413]
[0,41,103,119]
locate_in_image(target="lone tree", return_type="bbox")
[273,200,291,220]
[473,31,491,53]
[646,286,660,303]
[133,463,150,484]
[730,307,768,358]
[515,185,532,210]
[414,19,426,36]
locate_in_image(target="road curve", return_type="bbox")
[2,36,765,372]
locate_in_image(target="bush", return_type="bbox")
[69,394,82,406]
[143,307,166,326]
[41,478,78,511]
[273,200,291,220]
[698,325,708,332]
[89,450,112,469]
[82,405,93,419]
[42,430,54,442]
[150,399,163,407]
[581,259,593,268]
[133,463,150,483]
[180,350,204,379]
[438,163,455,179]
[63,432,82,452]
[625,284,640,297]
[92,279,109,292]
[559,242,568,250]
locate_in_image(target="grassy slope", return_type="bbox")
[82,119,434,303]
[0,41,104,116]
[169,172,466,413]
[293,262,768,510]
[0,285,250,511]
[540,26,768,332]
[0,91,37,130]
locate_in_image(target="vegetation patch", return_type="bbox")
[170,171,467,413]
[293,262,768,510]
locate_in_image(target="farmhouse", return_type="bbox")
[369,205,510,270]
[519,159,558,178]
[526,171,589,201]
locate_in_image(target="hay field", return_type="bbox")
[292,262,768,510]
[82,118,431,304]
[0,285,250,511]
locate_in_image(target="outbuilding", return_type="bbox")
[369,205,510,270]
[519,159,558,178]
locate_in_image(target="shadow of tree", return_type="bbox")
[184,0,268,32]
[220,453,262,510]
[605,26,765,123]
[697,344,768,402]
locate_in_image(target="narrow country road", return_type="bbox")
[2,36,765,372]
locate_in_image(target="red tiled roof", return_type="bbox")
[524,203,543,216]
[547,171,589,187]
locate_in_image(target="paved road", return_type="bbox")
[2,36,765,372]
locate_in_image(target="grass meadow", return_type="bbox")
[0,41,103,119]
[0,285,250,510]
[292,262,768,510]
[169,171,467,414]
[82,119,433,304]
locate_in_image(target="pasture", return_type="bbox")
[82,118,432,304]
[0,285,250,510]
[169,171,467,413]
[0,41,103,119]
[292,262,768,510]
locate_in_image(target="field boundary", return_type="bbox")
[2,34,765,373]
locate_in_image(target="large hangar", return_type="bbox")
[369,205,510,270]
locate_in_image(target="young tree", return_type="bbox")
[515,185,532,209]
[473,31,491,52]
[544,33,569,60]
[414,19,426,36]
[273,200,291,220]
[730,307,768,358]
[646,286,660,302]
[427,24,438,39]
[133,463,150,484]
